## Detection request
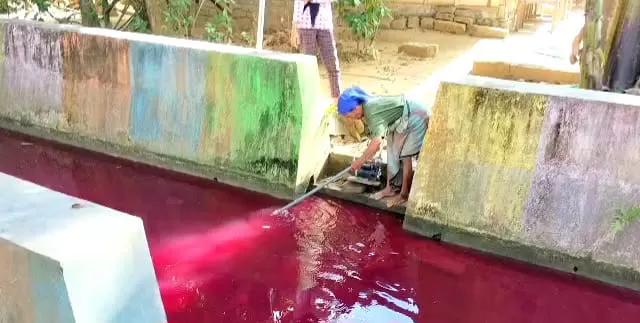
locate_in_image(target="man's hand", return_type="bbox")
[351,158,365,171]
[570,41,580,64]
[570,27,584,65]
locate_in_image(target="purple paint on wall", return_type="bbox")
[0,23,64,128]
[523,96,640,263]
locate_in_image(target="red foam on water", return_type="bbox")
[1,129,640,323]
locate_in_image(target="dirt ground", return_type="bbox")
[266,28,484,98]
[266,12,584,157]
[263,11,584,99]
[264,10,585,160]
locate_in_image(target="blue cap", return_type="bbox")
[338,86,370,115]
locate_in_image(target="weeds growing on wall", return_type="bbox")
[337,0,391,59]
[611,207,640,234]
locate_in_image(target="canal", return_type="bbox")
[1,128,639,323]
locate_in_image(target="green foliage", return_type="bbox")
[337,0,391,56]
[128,14,150,33]
[205,5,233,43]
[165,0,195,37]
[0,0,10,13]
[239,31,254,46]
[612,207,640,234]
[164,0,244,45]
[32,0,50,12]
[1,0,49,14]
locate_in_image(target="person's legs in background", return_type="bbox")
[316,29,365,141]
[300,28,363,141]
[298,28,318,56]
[316,29,342,99]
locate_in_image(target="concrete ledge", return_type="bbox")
[471,60,580,84]
[0,19,328,199]
[0,172,166,322]
[406,75,640,290]
[0,118,295,201]
[403,215,640,292]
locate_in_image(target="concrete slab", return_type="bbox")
[0,172,167,323]
[472,60,579,84]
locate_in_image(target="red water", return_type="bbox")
[2,129,640,323]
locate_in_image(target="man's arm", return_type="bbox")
[352,136,383,170]
[570,26,585,65]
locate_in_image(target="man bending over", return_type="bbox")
[337,87,431,208]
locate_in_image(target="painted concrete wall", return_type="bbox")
[0,172,167,323]
[405,76,640,289]
[0,19,327,198]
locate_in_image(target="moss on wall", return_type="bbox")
[201,53,303,187]
[408,82,549,239]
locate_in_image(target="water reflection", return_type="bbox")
[287,199,419,322]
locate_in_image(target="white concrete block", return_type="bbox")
[0,172,167,323]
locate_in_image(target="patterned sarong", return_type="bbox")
[386,100,431,187]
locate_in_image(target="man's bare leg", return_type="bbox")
[373,174,397,200]
[387,158,413,207]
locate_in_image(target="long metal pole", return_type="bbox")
[256,0,266,49]
[272,167,351,215]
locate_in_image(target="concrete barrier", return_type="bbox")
[406,76,640,290]
[471,61,580,84]
[0,19,328,199]
[0,172,166,323]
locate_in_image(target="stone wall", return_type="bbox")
[0,172,166,322]
[146,0,517,41]
[405,76,640,290]
[384,3,508,32]
[227,0,512,35]
[0,19,329,199]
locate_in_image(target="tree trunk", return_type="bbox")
[582,0,640,91]
[580,0,604,89]
[144,0,170,34]
[80,0,101,27]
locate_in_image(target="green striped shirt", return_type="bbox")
[363,96,405,138]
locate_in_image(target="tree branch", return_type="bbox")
[207,0,230,14]
[113,2,131,28]
[193,0,206,24]
[117,10,138,30]
[105,0,121,18]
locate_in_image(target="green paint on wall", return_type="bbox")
[408,82,549,239]
[201,52,303,187]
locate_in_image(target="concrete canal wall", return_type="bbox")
[0,19,328,199]
[406,75,640,290]
[0,172,166,323]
